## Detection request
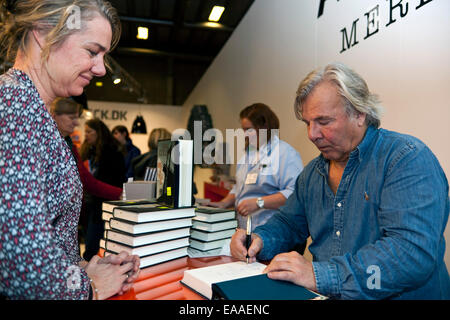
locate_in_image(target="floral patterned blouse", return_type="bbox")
[0,69,90,299]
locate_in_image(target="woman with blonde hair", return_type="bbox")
[131,128,172,180]
[0,0,139,300]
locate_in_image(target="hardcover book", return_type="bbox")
[190,228,236,242]
[156,139,193,208]
[191,219,237,232]
[212,274,326,300]
[180,261,266,299]
[102,199,157,213]
[112,204,195,223]
[100,237,190,257]
[105,227,191,247]
[194,206,236,223]
[189,238,229,251]
[109,217,192,235]
[105,246,189,269]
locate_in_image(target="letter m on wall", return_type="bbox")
[340,18,359,53]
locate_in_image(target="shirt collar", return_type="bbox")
[351,125,377,162]
[316,125,378,176]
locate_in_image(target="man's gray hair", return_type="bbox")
[294,62,383,128]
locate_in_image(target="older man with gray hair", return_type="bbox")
[230,62,450,299]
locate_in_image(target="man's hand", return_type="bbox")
[230,229,263,263]
[236,198,259,216]
[263,251,317,291]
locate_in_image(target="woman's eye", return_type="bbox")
[87,49,98,57]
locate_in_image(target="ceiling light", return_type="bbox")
[112,75,122,85]
[208,6,225,22]
[137,26,149,40]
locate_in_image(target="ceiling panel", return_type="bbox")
[83,0,254,106]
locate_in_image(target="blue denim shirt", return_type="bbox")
[254,126,450,299]
[230,136,303,230]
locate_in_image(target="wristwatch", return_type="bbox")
[256,197,264,209]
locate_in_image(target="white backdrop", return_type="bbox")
[181,0,450,268]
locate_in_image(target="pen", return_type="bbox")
[246,215,252,264]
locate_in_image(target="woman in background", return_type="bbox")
[50,97,122,249]
[51,98,123,200]
[81,118,125,260]
[131,127,172,180]
[210,103,304,232]
[112,125,141,180]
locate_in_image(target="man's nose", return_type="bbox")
[308,122,321,142]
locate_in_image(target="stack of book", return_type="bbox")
[188,206,237,253]
[101,199,195,268]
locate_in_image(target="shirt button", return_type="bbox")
[337,202,342,207]
[336,230,341,237]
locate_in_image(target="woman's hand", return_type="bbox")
[98,251,141,295]
[208,201,228,209]
[84,254,137,300]
[236,198,259,216]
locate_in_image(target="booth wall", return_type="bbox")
[181,0,450,268]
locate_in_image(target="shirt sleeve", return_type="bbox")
[254,173,310,261]
[312,143,449,299]
[275,144,303,199]
[73,146,122,200]
[0,88,90,299]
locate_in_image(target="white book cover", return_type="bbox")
[180,261,267,299]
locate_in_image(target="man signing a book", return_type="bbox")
[230,63,450,300]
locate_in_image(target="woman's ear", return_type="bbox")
[31,27,46,50]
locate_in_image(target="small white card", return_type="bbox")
[245,173,258,184]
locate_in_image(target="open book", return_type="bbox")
[180,261,326,300]
[180,261,267,299]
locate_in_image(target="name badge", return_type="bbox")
[245,173,258,184]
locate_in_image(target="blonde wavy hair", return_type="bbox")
[294,62,383,128]
[0,0,121,66]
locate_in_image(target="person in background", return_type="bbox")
[0,0,139,300]
[231,62,450,299]
[131,127,171,180]
[81,118,125,261]
[51,97,123,200]
[50,97,123,249]
[209,103,304,237]
[112,125,141,180]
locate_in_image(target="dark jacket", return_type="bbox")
[85,144,125,223]
[131,149,158,180]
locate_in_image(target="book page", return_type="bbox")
[186,261,266,285]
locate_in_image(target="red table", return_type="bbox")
[204,182,230,202]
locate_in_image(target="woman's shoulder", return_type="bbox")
[0,69,35,92]
[277,138,302,159]
[0,69,42,115]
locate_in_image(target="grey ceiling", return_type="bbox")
[84,0,254,106]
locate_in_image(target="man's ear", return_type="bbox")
[355,111,367,127]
